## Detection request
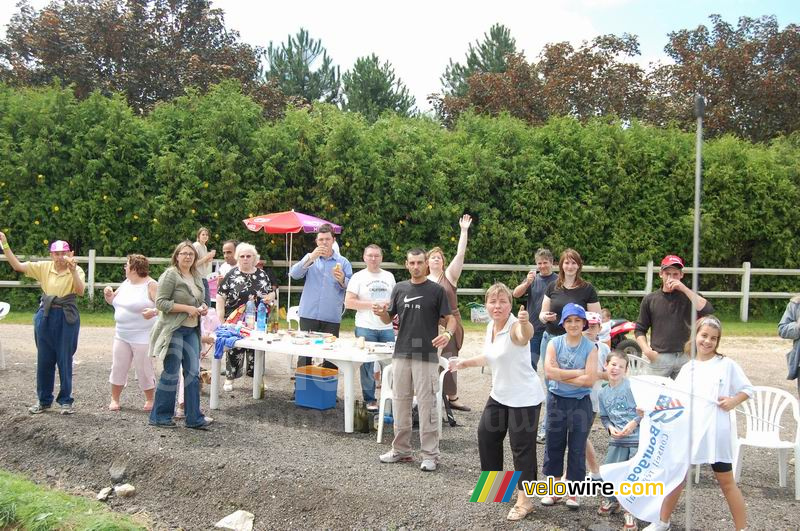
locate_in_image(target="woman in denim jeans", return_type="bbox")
[148,241,212,429]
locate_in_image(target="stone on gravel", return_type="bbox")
[215,510,254,531]
[97,487,113,501]
[114,483,136,497]
[109,459,127,483]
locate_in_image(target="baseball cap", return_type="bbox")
[49,240,71,252]
[559,302,588,329]
[585,311,602,325]
[660,255,684,270]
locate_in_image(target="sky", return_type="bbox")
[0,0,796,112]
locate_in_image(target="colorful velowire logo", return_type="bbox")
[650,393,685,424]
[469,471,521,502]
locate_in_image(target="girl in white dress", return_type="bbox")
[644,316,752,531]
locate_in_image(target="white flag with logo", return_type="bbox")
[600,376,718,524]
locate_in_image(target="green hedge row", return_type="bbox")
[1,81,799,317]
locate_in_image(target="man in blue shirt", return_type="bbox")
[289,224,353,368]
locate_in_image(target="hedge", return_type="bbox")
[1,81,799,317]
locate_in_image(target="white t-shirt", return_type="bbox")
[675,356,753,464]
[484,314,546,408]
[218,262,234,279]
[346,269,395,330]
[112,279,157,344]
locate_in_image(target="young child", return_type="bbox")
[598,351,641,530]
[584,312,610,481]
[541,303,598,510]
[644,316,752,531]
[599,308,612,345]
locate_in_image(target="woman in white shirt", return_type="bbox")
[103,254,158,411]
[450,282,545,522]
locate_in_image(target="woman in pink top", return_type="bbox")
[103,254,158,411]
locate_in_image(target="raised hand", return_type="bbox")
[518,305,529,325]
[459,214,472,230]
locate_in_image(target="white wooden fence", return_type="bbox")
[2,254,799,322]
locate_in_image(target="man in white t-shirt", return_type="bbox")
[345,244,396,410]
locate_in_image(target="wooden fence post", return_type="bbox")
[87,249,96,301]
[740,261,751,322]
[645,261,654,294]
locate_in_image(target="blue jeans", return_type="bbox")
[542,393,593,481]
[150,326,204,426]
[34,307,80,406]
[530,329,545,371]
[354,326,395,402]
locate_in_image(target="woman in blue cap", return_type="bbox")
[540,302,598,510]
[0,233,85,415]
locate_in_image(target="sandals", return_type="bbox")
[507,503,535,521]
[448,397,471,412]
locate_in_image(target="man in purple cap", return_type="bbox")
[0,233,85,414]
[635,254,714,378]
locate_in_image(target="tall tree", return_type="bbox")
[647,15,800,142]
[440,23,517,97]
[341,54,415,122]
[538,34,649,121]
[0,0,264,113]
[263,28,340,104]
[432,35,647,128]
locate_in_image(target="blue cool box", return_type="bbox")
[294,366,338,410]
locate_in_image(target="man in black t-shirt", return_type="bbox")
[635,255,713,378]
[373,248,455,472]
[512,248,557,370]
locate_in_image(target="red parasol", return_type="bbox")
[243,210,342,316]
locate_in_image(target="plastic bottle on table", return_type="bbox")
[245,295,256,329]
[256,301,267,331]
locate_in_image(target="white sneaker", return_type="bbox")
[379,450,413,464]
[565,496,580,509]
[223,380,233,392]
[420,459,438,471]
[540,495,562,506]
[643,521,671,531]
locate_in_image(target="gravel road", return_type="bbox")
[0,323,798,530]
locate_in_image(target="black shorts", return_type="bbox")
[710,462,732,473]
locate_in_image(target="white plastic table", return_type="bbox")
[209,332,392,433]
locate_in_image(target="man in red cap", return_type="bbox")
[0,233,85,414]
[634,255,714,378]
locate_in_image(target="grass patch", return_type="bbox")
[718,318,778,337]
[1,311,116,327]
[0,468,147,530]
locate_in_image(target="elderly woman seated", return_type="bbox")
[215,242,277,392]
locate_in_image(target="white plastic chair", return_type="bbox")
[730,386,800,499]
[287,306,300,330]
[0,302,9,370]
[626,354,652,376]
[377,355,449,444]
